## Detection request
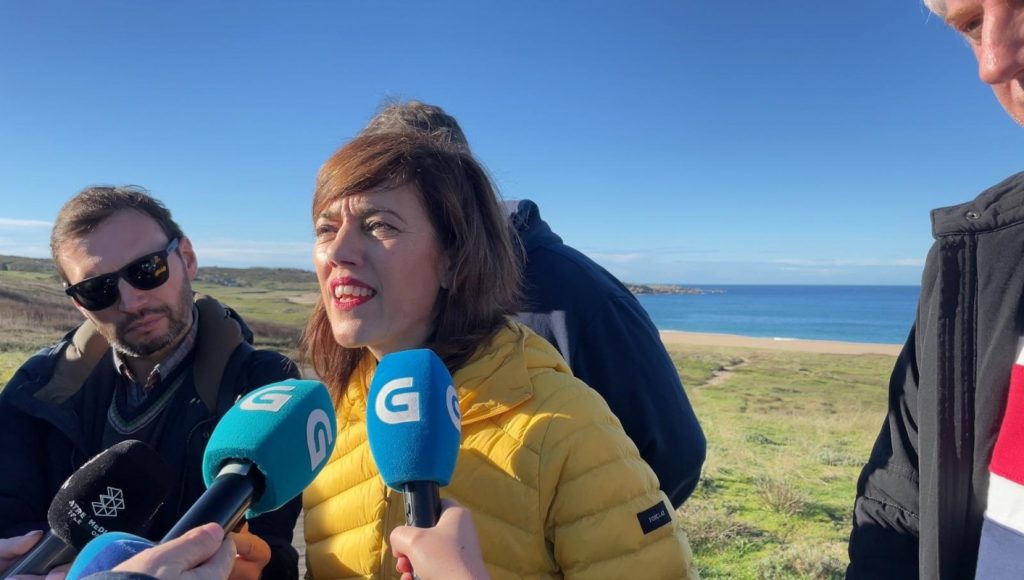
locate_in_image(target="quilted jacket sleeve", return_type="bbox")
[538,382,699,579]
[569,295,706,508]
[846,325,921,579]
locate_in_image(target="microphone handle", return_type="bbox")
[159,462,256,543]
[3,531,76,578]
[402,481,441,528]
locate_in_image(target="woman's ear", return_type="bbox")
[439,253,453,290]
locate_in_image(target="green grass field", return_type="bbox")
[191,282,314,328]
[0,264,896,578]
[673,346,891,578]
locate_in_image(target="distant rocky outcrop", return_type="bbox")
[625,283,724,295]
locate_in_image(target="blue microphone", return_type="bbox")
[367,349,461,528]
[160,379,337,542]
[65,532,152,580]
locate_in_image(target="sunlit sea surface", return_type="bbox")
[635,285,920,345]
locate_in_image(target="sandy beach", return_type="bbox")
[659,330,903,356]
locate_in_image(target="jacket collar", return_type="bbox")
[13,294,247,416]
[505,199,563,252]
[932,172,1024,237]
[451,323,534,424]
[352,322,568,425]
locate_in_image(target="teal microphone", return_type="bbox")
[161,379,337,541]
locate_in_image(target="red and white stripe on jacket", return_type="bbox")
[976,339,1024,579]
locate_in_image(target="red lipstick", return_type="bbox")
[329,277,377,311]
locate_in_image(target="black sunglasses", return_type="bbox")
[64,238,180,312]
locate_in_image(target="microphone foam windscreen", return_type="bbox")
[66,532,152,580]
[49,440,172,549]
[203,379,337,516]
[367,349,461,490]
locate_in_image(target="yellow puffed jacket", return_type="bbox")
[303,321,698,579]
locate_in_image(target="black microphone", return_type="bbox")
[159,379,336,542]
[366,349,462,528]
[3,440,171,578]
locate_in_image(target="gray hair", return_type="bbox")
[362,100,471,151]
[923,0,945,17]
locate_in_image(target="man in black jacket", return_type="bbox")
[0,186,301,579]
[362,101,706,508]
[847,1,1024,578]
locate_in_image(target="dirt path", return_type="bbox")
[702,357,748,388]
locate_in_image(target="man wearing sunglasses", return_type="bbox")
[0,186,302,579]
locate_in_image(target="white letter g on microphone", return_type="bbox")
[375,377,420,424]
[306,409,333,470]
[240,385,295,412]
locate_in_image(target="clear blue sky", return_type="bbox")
[1,1,1021,285]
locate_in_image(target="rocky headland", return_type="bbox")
[625,283,724,295]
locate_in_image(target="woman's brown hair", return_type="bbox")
[299,131,522,396]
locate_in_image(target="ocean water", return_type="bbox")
[635,285,920,345]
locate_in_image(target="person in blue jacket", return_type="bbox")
[362,101,706,506]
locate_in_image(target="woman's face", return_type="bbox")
[313,183,449,360]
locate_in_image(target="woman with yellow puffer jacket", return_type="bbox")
[299,130,698,580]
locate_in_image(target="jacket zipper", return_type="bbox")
[934,233,978,578]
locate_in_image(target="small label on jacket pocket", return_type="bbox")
[637,501,671,534]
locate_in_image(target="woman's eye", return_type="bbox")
[314,224,337,240]
[365,221,398,236]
